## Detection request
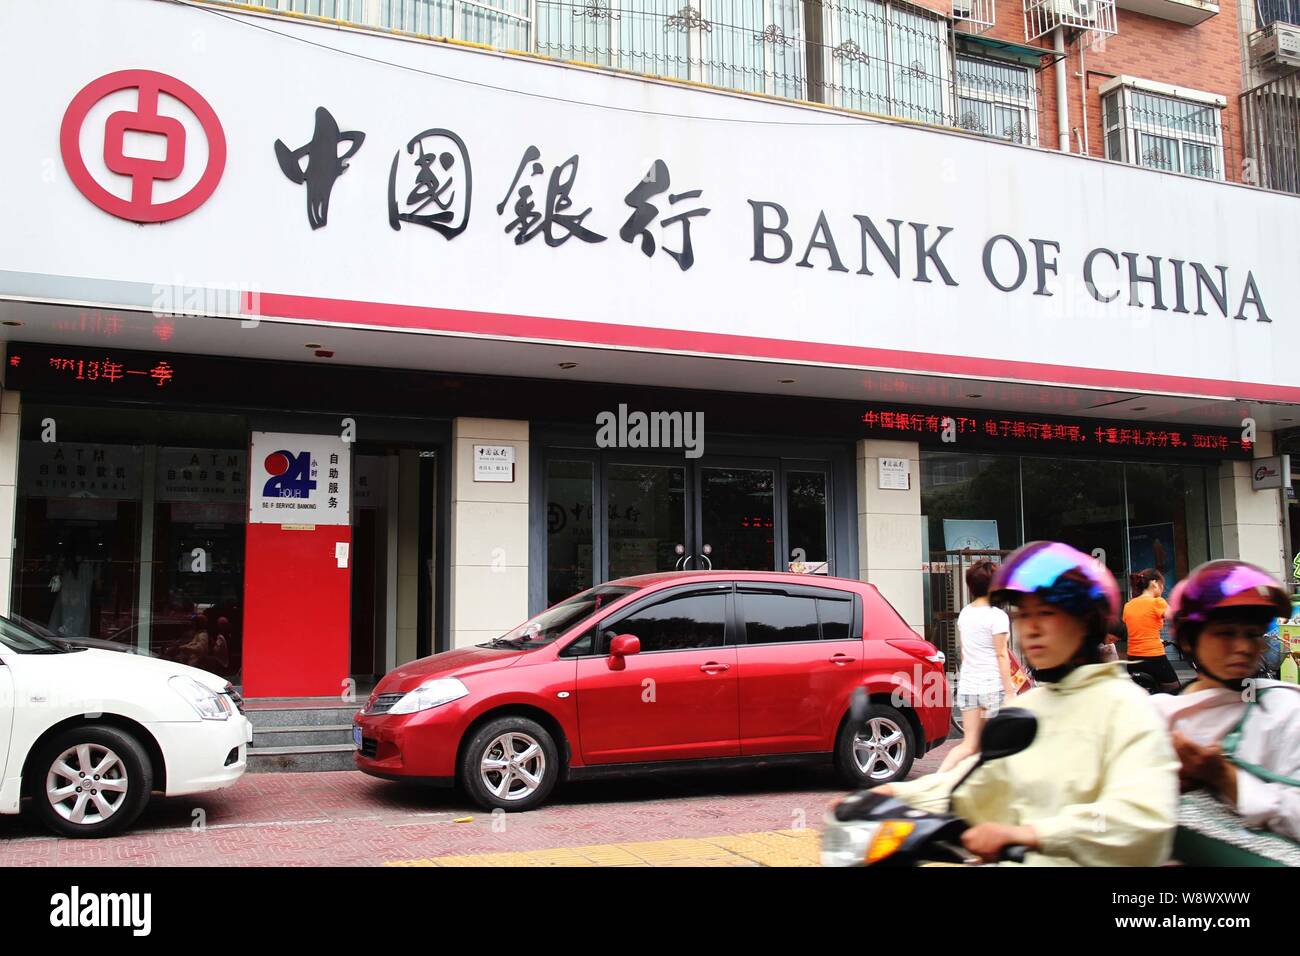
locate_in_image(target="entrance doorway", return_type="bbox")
[349,447,440,683]
[543,447,843,608]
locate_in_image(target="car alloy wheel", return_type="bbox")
[46,743,131,825]
[852,716,907,781]
[479,731,547,802]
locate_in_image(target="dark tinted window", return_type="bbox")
[742,592,820,644]
[602,591,727,653]
[818,597,854,641]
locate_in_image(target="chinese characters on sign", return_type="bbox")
[473,444,515,482]
[274,106,365,229]
[860,406,1252,459]
[269,118,714,268]
[620,160,711,271]
[39,355,175,387]
[19,442,143,499]
[497,146,606,247]
[249,432,351,525]
[389,128,472,239]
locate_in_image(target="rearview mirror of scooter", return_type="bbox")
[947,708,1037,811]
[977,708,1037,763]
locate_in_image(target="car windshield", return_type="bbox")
[0,615,74,654]
[485,585,636,649]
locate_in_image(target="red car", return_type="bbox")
[354,571,950,810]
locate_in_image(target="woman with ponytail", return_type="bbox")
[1124,567,1181,694]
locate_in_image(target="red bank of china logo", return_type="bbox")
[263,450,317,500]
[60,70,226,223]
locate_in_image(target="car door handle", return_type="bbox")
[829,654,855,665]
[699,662,731,674]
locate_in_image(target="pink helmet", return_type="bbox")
[990,541,1121,626]
[1166,560,1289,631]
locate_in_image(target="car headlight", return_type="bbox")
[169,676,231,720]
[388,677,470,715]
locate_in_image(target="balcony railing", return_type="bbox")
[231,0,1048,146]
[1242,70,1300,194]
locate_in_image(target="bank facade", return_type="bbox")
[0,0,1296,698]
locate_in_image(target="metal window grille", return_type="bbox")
[954,54,1037,145]
[1242,70,1300,194]
[952,0,995,33]
[1023,0,1116,43]
[1102,87,1226,181]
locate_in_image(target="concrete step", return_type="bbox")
[243,701,364,729]
[251,724,354,748]
[247,743,358,773]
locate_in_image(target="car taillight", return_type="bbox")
[886,639,944,665]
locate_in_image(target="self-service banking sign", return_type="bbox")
[249,432,351,525]
[244,432,353,696]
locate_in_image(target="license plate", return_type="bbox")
[352,725,363,750]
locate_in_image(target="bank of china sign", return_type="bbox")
[16,0,1293,392]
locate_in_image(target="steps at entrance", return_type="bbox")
[242,698,363,772]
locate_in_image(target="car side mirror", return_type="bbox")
[607,634,640,670]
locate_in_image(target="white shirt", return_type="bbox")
[956,602,1011,696]
[1151,681,1300,842]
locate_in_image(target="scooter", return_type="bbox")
[821,702,1038,867]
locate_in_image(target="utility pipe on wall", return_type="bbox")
[1055,27,1070,153]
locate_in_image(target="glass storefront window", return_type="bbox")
[920,451,1021,554]
[920,448,1212,588]
[1123,462,1211,599]
[1021,457,1128,583]
[12,406,248,681]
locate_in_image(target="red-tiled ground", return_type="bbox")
[0,742,955,866]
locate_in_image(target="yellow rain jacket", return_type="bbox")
[889,662,1179,866]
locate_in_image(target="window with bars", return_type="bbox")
[818,0,950,125]
[954,55,1036,146]
[1102,86,1225,181]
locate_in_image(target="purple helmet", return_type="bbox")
[1166,560,1289,630]
[990,541,1121,625]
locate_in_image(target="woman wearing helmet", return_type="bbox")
[1151,560,1300,842]
[873,541,1179,866]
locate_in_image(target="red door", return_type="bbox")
[576,586,739,764]
[735,586,863,755]
[242,523,352,698]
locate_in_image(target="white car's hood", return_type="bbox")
[72,648,230,693]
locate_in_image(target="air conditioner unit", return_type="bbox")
[1054,0,1100,23]
[1252,23,1300,71]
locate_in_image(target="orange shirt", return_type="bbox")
[1123,594,1169,658]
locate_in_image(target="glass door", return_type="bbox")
[604,460,689,579]
[542,449,839,607]
[694,462,779,571]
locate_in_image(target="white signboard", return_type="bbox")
[474,445,515,482]
[1251,455,1291,491]
[19,441,142,499]
[879,457,910,490]
[249,432,351,525]
[1,0,1298,402]
[156,447,246,502]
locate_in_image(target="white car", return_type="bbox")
[0,615,251,838]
